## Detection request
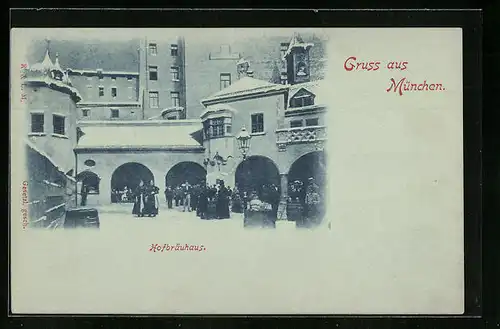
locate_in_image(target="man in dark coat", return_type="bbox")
[165,186,174,209]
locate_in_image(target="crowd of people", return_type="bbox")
[116,177,322,223]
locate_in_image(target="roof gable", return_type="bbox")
[290,87,315,99]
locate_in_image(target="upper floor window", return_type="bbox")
[149,66,158,81]
[98,86,104,97]
[167,116,177,120]
[171,92,180,107]
[280,77,288,85]
[127,76,133,81]
[82,109,90,117]
[290,120,303,128]
[171,44,178,56]
[53,114,65,135]
[149,91,159,108]
[210,118,225,138]
[220,73,231,90]
[110,109,119,118]
[111,87,117,98]
[30,113,44,133]
[251,113,264,134]
[305,118,319,126]
[171,66,180,80]
[111,76,116,81]
[290,89,315,108]
[149,43,157,55]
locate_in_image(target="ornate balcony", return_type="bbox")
[276,125,326,151]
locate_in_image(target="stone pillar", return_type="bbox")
[280,173,288,201]
[99,175,111,206]
[278,173,289,220]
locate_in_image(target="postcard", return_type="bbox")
[10,27,464,314]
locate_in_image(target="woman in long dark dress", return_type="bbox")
[132,181,145,217]
[143,180,159,217]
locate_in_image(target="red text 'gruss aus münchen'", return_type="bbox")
[149,243,207,252]
[343,56,446,96]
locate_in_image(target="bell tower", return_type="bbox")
[282,33,314,85]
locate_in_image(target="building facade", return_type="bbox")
[69,36,187,122]
[74,119,205,206]
[24,49,81,226]
[139,36,187,120]
[185,32,327,119]
[199,34,327,204]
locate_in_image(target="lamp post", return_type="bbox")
[236,125,251,159]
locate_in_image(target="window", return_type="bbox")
[280,42,289,58]
[226,125,232,134]
[98,86,104,97]
[171,66,179,80]
[290,120,303,128]
[149,43,157,55]
[110,109,119,118]
[220,73,231,90]
[53,115,65,135]
[87,85,93,97]
[251,113,264,134]
[305,118,319,126]
[210,118,225,137]
[171,44,178,56]
[280,77,288,85]
[128,86,134,99]
[149,66,158,80]
[111,87,117,98]
[30,113,44,133]
[149,91,159,108]
[82,109,90,117]
[171,92,180,107]
[127,76,133,81]
[111,76,116,81]
[167,116,176,120]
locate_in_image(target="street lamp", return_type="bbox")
[236,125,251,159]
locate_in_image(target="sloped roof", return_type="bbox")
[201,76,287,104]
[26,138,76,182]
[75,120,204,150]
[200,104,238,119]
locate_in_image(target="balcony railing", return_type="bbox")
[276,125,326,151]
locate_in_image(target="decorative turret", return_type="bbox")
[283,33,314,85]
[24,40,82,103]
[51,52,65,81]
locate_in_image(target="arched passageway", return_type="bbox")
[235,155,281,197]
[288,151,326,189]
[165,162,206,188]
[110,162,154,203]
[288,151,327,221]
[76,170,100,195]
